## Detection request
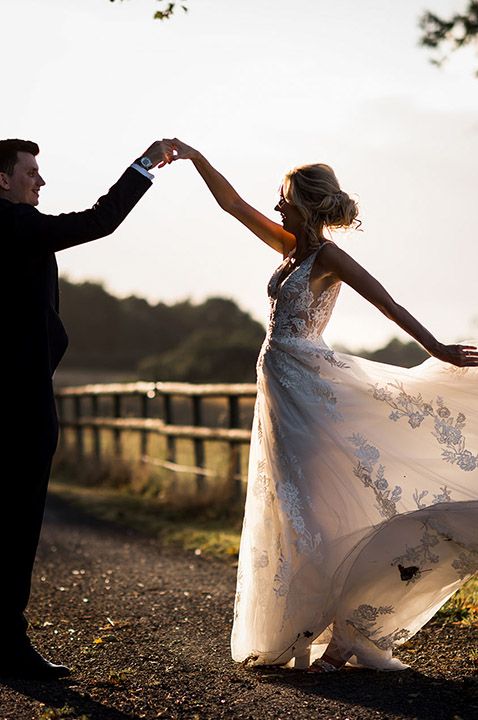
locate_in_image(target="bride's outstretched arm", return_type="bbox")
[167,138,295,256]
[320,244,478,367]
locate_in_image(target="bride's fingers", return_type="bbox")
[160,139,186,160]
[171,138,189,152]
[163,137,182,150]
[170,150,190,161]
[159,137,197,162]
[455,348,478,366]
[438,344,478,366]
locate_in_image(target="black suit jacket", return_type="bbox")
[2,167,151,392]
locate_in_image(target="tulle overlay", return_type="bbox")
[230,247,478,670]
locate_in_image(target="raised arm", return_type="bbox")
[16,140,175,253]
[320,244,478,367]
[168,138,296,257]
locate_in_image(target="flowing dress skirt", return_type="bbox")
[231,336,478,670]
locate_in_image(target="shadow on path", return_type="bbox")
[249,666,478,720]
[44,490,144,542]
[0,676,143,720]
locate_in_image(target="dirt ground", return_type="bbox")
[0,494,476,720]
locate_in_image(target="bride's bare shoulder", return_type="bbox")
[316,242,368,284]
[320,242,356,267]
[317,241,350,269]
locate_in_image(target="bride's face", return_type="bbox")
[275,187,304,236]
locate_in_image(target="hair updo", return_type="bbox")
[282,163,360,248]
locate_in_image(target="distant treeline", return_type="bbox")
[59,278,428,382]
[59,278,265,382]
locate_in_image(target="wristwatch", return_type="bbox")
[137,156,153,170]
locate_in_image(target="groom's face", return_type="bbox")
[0,151,45,206]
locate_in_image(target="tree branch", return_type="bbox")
[109,0,189,22]
[419,1,478,75]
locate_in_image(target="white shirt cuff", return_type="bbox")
[131,163,154,180]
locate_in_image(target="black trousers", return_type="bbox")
[1,388,59,646]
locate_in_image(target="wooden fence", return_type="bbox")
[55,381,257,498]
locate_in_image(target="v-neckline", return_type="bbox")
[272,251,316,296]
[271,240,337,299]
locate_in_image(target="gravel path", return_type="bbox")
[1,494,476,720]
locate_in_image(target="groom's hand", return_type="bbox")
[142,140,175,169]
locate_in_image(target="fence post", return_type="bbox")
[56,394,64,448]
[73,395,84,458]
[228,395,242,501]
[163,394,176,465]
[113,394,122,457]
[192,395,205,493]
[140,392,149,459]
[91,394,101,460]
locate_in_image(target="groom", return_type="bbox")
[0,137,173,680]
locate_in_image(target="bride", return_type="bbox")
[168,139,478,671]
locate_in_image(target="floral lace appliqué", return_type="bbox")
[252,459,275,507]
[452,550,478,579]
[273,554,292,598]
[348,433,402,519]
[346,604,410,650]
[270,414,324,556]
[413,485,452,509]
[370,382,478,472]
[252,547,269,569]
[391,521,441,584]
[273,351,343,421]
[267,251,341,344]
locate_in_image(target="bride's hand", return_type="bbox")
[167,138,201,162]
[431,343,478,367]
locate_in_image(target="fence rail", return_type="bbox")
[55,381,257,498]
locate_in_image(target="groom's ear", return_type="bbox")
[0,171,11,190]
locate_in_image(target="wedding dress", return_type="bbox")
[231,242,478,670]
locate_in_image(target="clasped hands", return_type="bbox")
[141,138,198,169]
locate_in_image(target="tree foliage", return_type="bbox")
[59,278,265,381]
[139,327,263,383]
[357,337,428,369]
[109,0,188,21]
[420,1,478,75]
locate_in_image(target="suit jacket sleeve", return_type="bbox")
[15,167,152,253]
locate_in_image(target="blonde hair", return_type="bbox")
[282,163,360,248]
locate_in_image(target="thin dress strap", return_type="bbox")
[316,240,335,253]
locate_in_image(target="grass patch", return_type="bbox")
[434,576,478,626]
[50,480,242,558]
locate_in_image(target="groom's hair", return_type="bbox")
[0,139,39,175]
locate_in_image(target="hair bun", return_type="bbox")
[315,190,358,228]
[283,163,361,244]
[329,191,359,229]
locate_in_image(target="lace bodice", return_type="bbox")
[266,244,341,344]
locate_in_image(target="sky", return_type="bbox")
[3,0,477,351]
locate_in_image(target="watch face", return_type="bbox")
[141,156,153,169]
